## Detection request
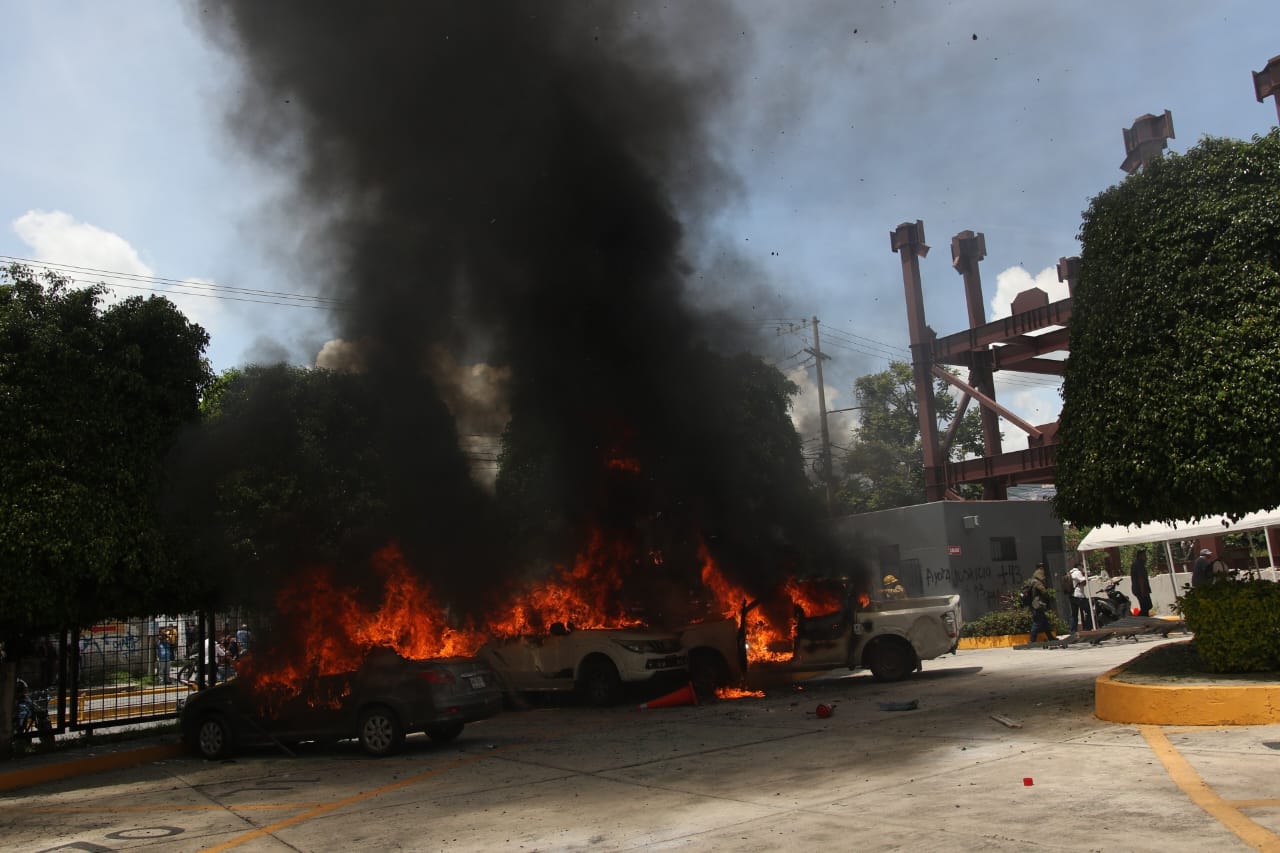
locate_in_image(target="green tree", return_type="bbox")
[835,361,986,513]
[0,264,212,636]
[1056,130,1280,526]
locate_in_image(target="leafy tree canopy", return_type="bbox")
[0,265,212,636]
[1056,130,1280,526]
[835,360,985,513]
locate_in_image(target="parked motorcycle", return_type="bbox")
[12,679,54,749]
[1090,577,1133,628]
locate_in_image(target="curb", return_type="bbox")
[957,635,1024,649]
[1095,641,1280,726]
[0,742,187,794]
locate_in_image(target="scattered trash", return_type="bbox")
[815,703,833,719]
[1023,777,1034,786]
[991,714,1023,729]
[878,699,919,712]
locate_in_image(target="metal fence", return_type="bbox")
[10,609,260,740]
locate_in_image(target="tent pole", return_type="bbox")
[1164,540,1179,605]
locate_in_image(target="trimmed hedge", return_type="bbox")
[961,604,1067,638]
[1176,579,1280,672]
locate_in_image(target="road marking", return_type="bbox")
[196,749,510,852]
[1140,725,1280,852]
[30,803,328,813]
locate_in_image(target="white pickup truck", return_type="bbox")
[680,594,962,694]
[476,623,688,706]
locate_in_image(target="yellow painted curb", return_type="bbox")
[0,742,187,794]
[1095,641,1280,726]
[957,634,1025,649]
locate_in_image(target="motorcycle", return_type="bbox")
[12,679,54,749]
[1090,577,1133,628]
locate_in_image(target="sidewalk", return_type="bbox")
[0,725,186,794]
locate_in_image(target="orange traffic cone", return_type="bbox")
[639,681,698,710]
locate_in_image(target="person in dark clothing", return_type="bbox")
[1026,565,1053,643]
[1130,550,1153,616]
[1191,548,1214,588]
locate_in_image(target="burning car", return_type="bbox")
[476,622,687,706]
[180,647,502,759]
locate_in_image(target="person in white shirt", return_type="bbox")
[1068,562,1092,632]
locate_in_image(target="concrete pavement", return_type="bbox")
[2,638,1278,851]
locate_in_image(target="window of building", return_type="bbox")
[990,537,1017,561]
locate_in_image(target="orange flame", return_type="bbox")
[484,529,644,637]
[715,686,765,700]
[245,544,486,706]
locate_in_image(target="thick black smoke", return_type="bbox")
[196,2,847,622]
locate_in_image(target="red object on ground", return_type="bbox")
[816,703,832,719]
[639,682,697,710]
[1023,777,1034,786]
[1133,607,1141,616]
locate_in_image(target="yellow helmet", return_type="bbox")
[883,574,899,585]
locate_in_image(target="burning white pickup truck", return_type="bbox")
[681,593,962,693]
[476,623,687,706]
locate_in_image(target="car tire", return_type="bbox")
[689,649,731,701]
[194,713,235,760]
[358,705,405,757]
[578,657,622,707]
[425,721,465,743]
[867,638,916,683]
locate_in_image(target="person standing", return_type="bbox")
[156,630,173,686]
[1068,562,1092,632]
[1191,548,1214,588]
[1130,550,1153,616]
[1025,564,1053,643]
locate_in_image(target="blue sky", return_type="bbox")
[3,2,1278,456]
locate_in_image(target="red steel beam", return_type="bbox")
[932,298,1073,362]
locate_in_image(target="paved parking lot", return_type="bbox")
[3,638,1279,852]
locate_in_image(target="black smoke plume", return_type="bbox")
[194,2,849,623]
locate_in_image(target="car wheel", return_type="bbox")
[689,649,731,701]
[578,658,622,707]
[194,713,235,760]
[358,705,405,757]
[425,721,464,743]
[867,638,915,683]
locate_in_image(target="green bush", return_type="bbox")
[1175,579,1280,672]
[961,603,1067,638]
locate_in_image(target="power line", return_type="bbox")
[2,255,346,311]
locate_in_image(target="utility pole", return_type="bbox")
[804,316,835,517]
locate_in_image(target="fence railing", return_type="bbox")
[10,609,258,739]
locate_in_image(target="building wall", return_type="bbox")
[830,500,1066,622]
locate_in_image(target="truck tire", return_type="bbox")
[578,657,622,706]
[866,637,916,683]
[689,649,731,701]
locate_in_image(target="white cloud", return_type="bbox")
[13,209,151,276]
[989,265,1069,320]
[11,209,224,341]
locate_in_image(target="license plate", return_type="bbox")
[469,675,486,689]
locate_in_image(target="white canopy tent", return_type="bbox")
[1078,508,1280,555]
[1077,508,1280,609]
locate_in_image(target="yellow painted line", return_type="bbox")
[197,748,513,852]
[0,743,187,793]
[1232,800,1280,810]
[1140,725,1280,852]
[31,803,329,813]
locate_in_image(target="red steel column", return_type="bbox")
[891,221,944,502]
[952,230,1003,498]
